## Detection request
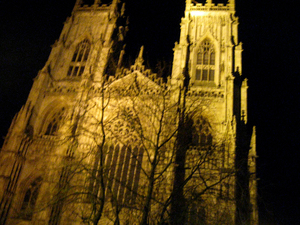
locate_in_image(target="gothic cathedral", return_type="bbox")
[0,1,258,224]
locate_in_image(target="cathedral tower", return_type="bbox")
[0,1,127,224]
[171,0,257,224]
[0,1,257,224]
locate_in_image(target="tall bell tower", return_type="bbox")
[171,0,258,224]
[0,1,127,224]
[172,0,245,118]
[46,0,127,82]
[172,0,241,90]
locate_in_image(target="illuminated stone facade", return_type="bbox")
[0,0,258,224]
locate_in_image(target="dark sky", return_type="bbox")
[0,0,299,224]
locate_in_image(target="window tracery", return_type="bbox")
[44,107,66,136]
[20,177,43,220]
[67,39,91,77]
[90,117,143,205]
[107,112,140,143]
[90,143,144,205]
[195,40,215,82]
[192,118,213,148]
[186,117,215,173]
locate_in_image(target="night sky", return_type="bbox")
[0,0,299,224]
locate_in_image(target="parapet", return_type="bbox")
[73,0,117,12]
[186,0,235,12]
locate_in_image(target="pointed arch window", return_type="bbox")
[88,116,143,205]
[44,107,66,136]
[196,40,215,82]
[67,39,91,77]
[20,177,43,220]
[192,118,213,148]
[89,142,144,206]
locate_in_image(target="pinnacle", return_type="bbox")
[135,46,144,66]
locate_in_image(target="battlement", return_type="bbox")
[187,0,234,12]
[191,3,229,10]
[79,0,112,6]
[77,3,111,11]
[74,0,115,12]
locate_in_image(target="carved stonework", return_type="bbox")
[0,1,257,225]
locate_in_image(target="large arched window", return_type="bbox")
[67,39,91,77]
[44,107,66,136]
[89,143,144,205]
[191,118,218,170]
[195,40,215,82]
[192,118,212,148]
[89,117,143,206]
[106,144,143,204]
[20,177,43,220]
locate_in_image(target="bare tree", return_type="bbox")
[105,68,235,225]
[26,61,235,225]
